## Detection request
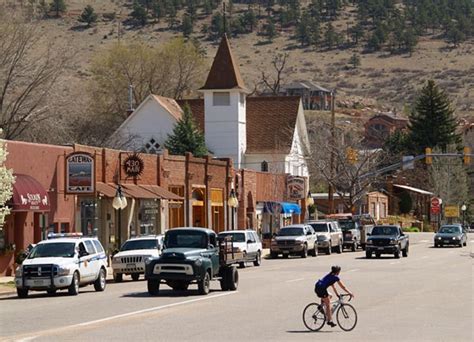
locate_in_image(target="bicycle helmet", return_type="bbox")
[331,265,341,274]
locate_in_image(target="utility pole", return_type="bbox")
[328,89,336,214]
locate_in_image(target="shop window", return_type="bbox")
[60,223,69,233]
[79,198,101,237]
[169,186,185,228]
[139,199,159,235]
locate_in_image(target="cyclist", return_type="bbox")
[315,265,354,327]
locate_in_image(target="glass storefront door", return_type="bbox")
[139,199,160,235]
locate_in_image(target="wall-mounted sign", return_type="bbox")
[66,152,95,194]
[123,153,144,178]
[287,175,305,200]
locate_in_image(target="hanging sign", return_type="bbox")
[287,175,305,200]
[123,153,145,178]
[66,152,95,194]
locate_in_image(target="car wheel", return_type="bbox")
[17,288,29,298]
[253,251,262,266]
[113,273,123,282]
[394,248,400,259]
[225,267,239,291]
[198,271,211,295]
[131,273,140,281]
[68,271,79,296]
[94,268,107,291]
[270,251,278,259]
[375,253,381,258]
[301,244,308,258]
[239,262,246,268]
[147,279,160,295]
[327,244,332,255]
[365,251,372,259]
[402,244,409,257]
[351,242,357,252]
[434,243,438,248]
[361,244,366,251]
[311,245,318,257]
[282,253,289,259]
[463,241,467,247]
[337,241,343,254]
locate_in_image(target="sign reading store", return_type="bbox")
[65,152,95,194]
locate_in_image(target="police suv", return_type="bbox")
[15,233,108,298]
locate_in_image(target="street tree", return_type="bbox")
[0,131,14,228]
[164,104,208,157]
[260,53,289,95]
[0,18,69,140]
[407,80,462,154]
[79,5,98,27]
[307,118,387,212]
[89,38,206,122]
[50,0,66,17]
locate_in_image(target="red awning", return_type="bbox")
[10,174,50,212]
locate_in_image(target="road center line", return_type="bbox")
[419,240,429,243]
[390,261,401,265]
[421,256,429,259]
[9,292,237,341]
[347,268,360,272]
[286,278,305,283]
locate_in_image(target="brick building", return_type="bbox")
[1,141,307,275]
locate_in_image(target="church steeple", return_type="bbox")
[201,34,247,91]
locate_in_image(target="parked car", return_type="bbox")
[15,233,107,298]
[270,224,317,258]
[145,228,240,295]
[326,214,361,251]
[307,220,343,255]
[434,225,467,248]
[353,214,376,250]
[112,235,164,282]
[366,225,409,259]
[218,230,262,267]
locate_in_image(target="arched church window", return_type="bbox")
[261,160,268,172]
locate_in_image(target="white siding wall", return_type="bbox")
[244,154,287,173]
[113,98,179,151]
[203,90,246,168]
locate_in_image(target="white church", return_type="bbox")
[112,35,309,177]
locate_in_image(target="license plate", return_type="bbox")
[283,251,290,254]
[378,247,384,250]
[34,280,45,285]
[126,263,135,268]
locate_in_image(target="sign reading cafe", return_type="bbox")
[66,152,95,194]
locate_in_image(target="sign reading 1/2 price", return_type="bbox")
[123,153,144,178]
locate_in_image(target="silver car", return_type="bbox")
[307,221,343,254]
[270,225,317,258]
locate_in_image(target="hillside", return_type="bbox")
[2,0,473,144]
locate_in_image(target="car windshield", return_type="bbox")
[308,223,328,232]
[371,226,398,236]
[28,243,76,258]
[165,230,208,248]
[121,239,159,251]
[439,226,461,234]
[219,233,245,243]
[339,220,355,230]
[278,227,304,236]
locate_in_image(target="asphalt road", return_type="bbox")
[1,233,472,342]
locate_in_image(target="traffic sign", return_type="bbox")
[431,206,440,215]
[431,197,440,208]
[444,206,459,218]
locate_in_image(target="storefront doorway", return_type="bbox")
[192,188,205,227]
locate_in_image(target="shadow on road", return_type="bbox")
[354,256,400,260]
[287,330,333,334]
[121,289,222,298]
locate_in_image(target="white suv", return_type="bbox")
[218,230,263,267]
[112,235,164,282]
[15,233,107,298]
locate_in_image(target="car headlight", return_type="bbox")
[453,236,460,240]
[194,258,202,267]
[389,239,397,245]
[294,240,303,244]
[436,237,442,240]
[366,240,373,245]
[56,266,71,276]
[15,266,23,277]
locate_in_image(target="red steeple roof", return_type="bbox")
[201,34,247,91]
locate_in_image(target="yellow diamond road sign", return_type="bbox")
[444,206,459,218]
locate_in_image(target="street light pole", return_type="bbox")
[461,204,467,227]
[112,185,128,247]
[228,189,238,230]
[328,89,336,214]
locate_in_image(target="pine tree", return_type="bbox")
[348,53,361,69]
[407,80,462,153]
[324,22,336,49]
[265,18,277,42]
[164,104,208,157]
[50,0,66,17]
[79,5,98,27]
[182,13,193,37]
[131,1,148,26]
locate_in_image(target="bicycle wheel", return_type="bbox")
[302,303,326,332]
[336,303,358,331]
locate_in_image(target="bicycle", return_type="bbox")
[302,294,357,332]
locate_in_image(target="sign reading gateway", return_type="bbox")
[66,152,95,194]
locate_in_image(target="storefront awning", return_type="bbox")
[121,184,157,199]
[263,201,301,215]
[96,182,117,198]
[10,174,50,212]
[140,185,184,201]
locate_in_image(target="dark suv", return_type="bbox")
[366,225,409,259]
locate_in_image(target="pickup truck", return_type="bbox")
[145,228,240,295]
[353,214,376,250]
[365,225,409,259]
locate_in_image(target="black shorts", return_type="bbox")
[315,285,329,298]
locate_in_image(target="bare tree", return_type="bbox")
[307,119,387,212]
[0,17,69,140]
[260,53,289,95]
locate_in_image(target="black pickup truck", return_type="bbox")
[365,225,409,259]
[145,228,241,295]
